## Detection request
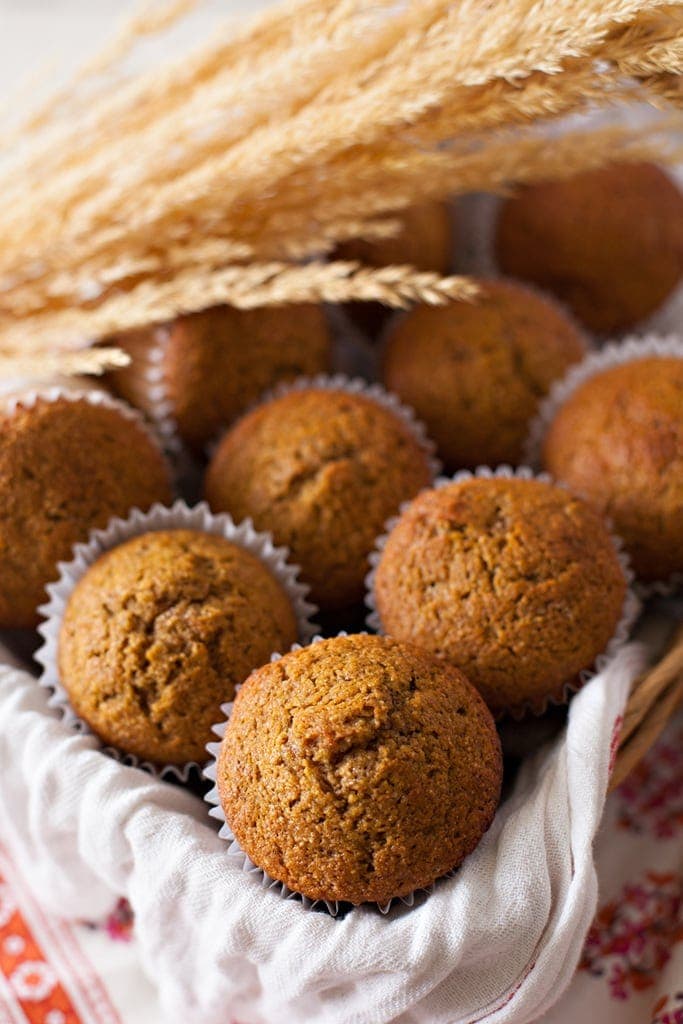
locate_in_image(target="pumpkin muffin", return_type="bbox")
[495,163,683,334]
[336,200,454,338]
[217,633,502,906]
[109,303,332,449]
[372,476,627,715]
[204,387,433,610]
[382,278,586,470]
[0,393,172,629]
[543,356,683,582]
[58,529,299,766]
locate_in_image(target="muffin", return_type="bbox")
[336,200,454,338]
[58,529,299,766]
[217,633,502,905]
[109,303,332,449]
[371,476,628,715]
[382,278,586,470]
[205,387,433,610]
[543,355,683,582]
[0,393,172,629]
[495,162,683,334]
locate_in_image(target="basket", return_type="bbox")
[609,619,683,791]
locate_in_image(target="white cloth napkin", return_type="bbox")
[0,645,644,1024]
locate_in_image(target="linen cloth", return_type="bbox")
[3,711,682,1024]
[0,643,646,1024]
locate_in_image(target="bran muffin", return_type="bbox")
[110,303,331,449]
[495,163,683,334]
[58,529,299,766]
[542,356,683,582]
[217,633,502,906]
[382,279,586,470]
[204,387,433,610]
[336,200,454,338]
[0,393,172,629]
[371,476,627,715]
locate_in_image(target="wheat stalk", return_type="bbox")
[0,0,681,358]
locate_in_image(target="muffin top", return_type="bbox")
[372,476,627,715]
[0,394,172,629]
[382,278,585,469]
[205,388,433,610]
[112,303,331,449]
[543,356,683,581]
[58,529,299,766]
[495,162,683,333]
[217,633,502,906]
[337,200,453,274]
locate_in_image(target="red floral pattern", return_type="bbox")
[84,899,134,944]
[651,992,683,1024]
[0,869,85,1023]
[617,727,683,839]
[580,872,683,1000]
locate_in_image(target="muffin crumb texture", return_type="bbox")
[205,388,432,610]
[58,529,298,765]
[0,395,172,629]
[543,356,683,581]
[373,477,627,715]
[382,278,585,469]
[218,634,502,905]
[111,303,332,448]
[495,162,683,333]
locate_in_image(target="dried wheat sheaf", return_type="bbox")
[0,0,682,376]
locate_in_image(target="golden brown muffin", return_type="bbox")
[372,476,627,715]
[217,634,502,905]
[543,356,683,582]
[204,388,433,610]
[58,530,299,766]
[109,303,332,449]
[336,200,454,338]
[0,394,172,629]
[382,278,586,470]
[495,163,683,334]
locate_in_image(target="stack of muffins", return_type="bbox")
[3,159,681,911]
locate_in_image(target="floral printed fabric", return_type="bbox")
[544,719,683,1024]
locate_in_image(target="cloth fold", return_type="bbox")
[0,645,644,1024]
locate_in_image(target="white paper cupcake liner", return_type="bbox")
[35,499,318,782]
[111,325,184,458]
[364,464,641,720]
[203,632,453,917]
[0,383,175,492]
[524,334,683,597]
[248,372,442,480]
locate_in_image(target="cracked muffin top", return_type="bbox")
[0,393,172,630]
[372,476,627,716]
[495,162,683,333]
[204,388,433,610]
[110,303,332,450]
[543,356,683,582]
[382,278,586,471]
[58,529,299,766]
[217,633,502,906]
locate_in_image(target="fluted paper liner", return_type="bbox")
[35,500,318,782]
[365,465,640,719]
